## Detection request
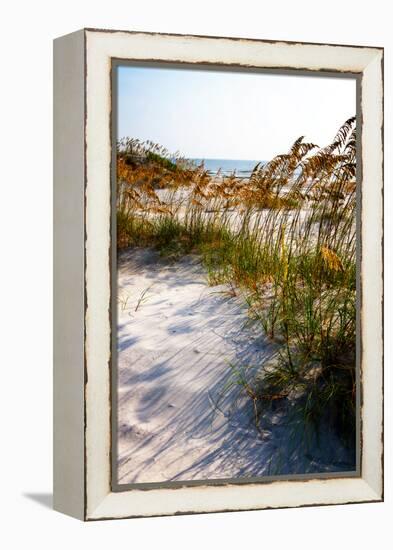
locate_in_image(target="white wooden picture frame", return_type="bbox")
[53,28,383,521]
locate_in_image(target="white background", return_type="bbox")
[0,1,391,548]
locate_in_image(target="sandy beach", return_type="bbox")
[116,248,354,484]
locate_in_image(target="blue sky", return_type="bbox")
[117,65,356,161]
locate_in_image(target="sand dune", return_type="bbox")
[116,248,354,484]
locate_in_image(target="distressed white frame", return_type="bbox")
[54,28,383,521]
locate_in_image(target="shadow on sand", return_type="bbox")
[116,248,355,485]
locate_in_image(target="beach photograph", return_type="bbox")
[114,64,358,485]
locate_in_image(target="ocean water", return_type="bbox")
[191,158,264,178]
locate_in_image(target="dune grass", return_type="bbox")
[117,118,357,448]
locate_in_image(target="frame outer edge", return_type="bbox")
[53,29,86,521]
[359,49,384,499]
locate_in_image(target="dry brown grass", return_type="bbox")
[117,118,357,445]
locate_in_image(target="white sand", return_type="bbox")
[117,248,354,484]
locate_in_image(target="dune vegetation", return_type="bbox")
[117,117,357,451]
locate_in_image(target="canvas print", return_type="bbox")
[114,64,358,486]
